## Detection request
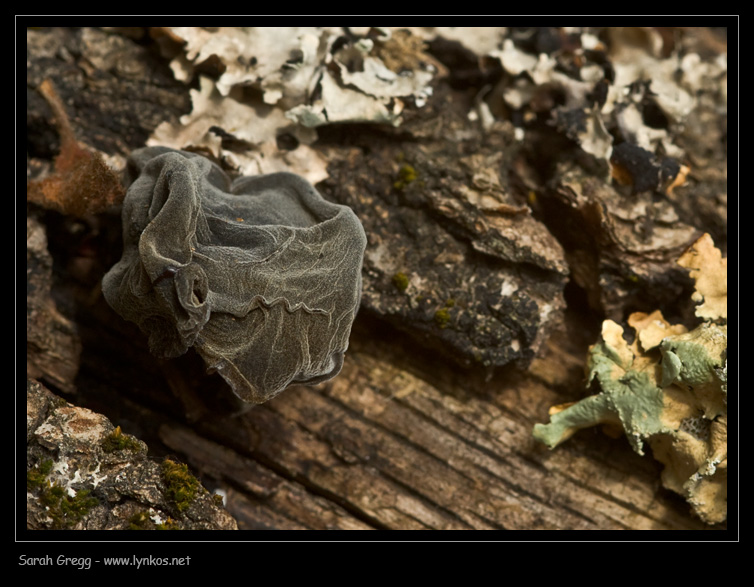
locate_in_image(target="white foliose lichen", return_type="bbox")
[148,27,441,182]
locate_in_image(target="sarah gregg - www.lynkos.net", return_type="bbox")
[19,554,191,570]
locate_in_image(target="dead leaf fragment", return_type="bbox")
[27,80,124,217]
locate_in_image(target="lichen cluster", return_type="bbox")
[533,234,727,524]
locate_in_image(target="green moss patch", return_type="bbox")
[161,459,199,514]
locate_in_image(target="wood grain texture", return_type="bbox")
[149,314,714,530]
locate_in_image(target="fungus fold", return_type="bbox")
[103,147,366,403]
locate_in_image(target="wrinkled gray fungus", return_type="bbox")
[102,147,367,404]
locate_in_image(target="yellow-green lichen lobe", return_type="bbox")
[532,393,618,449]
[661,349,684,387]
[660,323,727,388]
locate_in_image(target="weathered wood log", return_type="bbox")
[25,26,728,532]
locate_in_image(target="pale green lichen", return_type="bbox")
[532,319,669,455]
[533,234,727,524]
[660,324,727,394]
